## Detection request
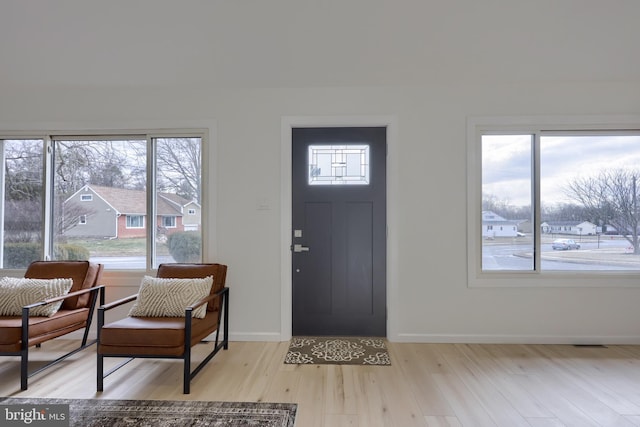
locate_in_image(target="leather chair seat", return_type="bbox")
[99,312,219,357]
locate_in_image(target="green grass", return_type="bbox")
[65,237,169,256]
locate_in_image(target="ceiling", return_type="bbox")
[1,0,639,90]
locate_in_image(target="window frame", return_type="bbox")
[161,215,177,228]
[126,215,145,229]
[0,124,213,272]
[467,115,640,288]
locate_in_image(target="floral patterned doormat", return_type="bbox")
[284,337,391,365]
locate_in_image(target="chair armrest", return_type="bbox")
[183,287,229,348]
[23,285,105,310]
[185,286,229,312]
[99,294,139,311]
[21,285,106,349]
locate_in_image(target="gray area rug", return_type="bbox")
[0,398,297,427]
[284,336,391,365]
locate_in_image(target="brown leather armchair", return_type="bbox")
[97,263,229,394]
[0,260,104,390]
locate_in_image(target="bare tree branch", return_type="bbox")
[565,169,640,253]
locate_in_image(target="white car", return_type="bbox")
[552,239,580,250]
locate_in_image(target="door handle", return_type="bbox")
[293,244,310,253]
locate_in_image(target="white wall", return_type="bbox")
[1,1,639,344]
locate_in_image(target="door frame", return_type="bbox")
[280,115,398,341]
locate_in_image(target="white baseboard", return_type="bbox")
[228,332,284,342]
[392,333,640,345]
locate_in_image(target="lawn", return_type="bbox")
[67,237,170,256]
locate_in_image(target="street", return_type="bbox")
[482,237,640,271]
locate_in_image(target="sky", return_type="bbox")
[482,134,640,208]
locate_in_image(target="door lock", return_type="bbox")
[292,244,310,253]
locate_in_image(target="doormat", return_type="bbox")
[284,337,391,365]
[0,398,297,427]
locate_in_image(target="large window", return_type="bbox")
[0,132,206,270]
[468,117,640,287]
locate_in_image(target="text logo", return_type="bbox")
[1,404,69,426]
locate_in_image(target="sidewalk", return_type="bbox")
[541,248,640,267]
[514,247,640,267]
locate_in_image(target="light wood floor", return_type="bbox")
[1,340,640,426]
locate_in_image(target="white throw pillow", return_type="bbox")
[128,276,213,319]
[0,277,74,317]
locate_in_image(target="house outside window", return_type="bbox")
[79,215,87,225]
[80,194,93,201]
[468,116,640,287]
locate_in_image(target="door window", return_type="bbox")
[308,144,369,185]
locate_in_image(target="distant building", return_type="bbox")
[63,185,201,239]
[482,211,519,238]
[540,220,597,236]
[517,219,533,234]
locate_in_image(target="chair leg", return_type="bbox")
[97,301,104,392]
[184,349,191,394]
[21,347,28,390]
[21,309,29,390]
[222,288,229,350]
[97,354,104,391]
[184,313,192,394]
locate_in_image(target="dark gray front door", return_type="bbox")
[292,127,386,336]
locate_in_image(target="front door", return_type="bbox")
[292,127,386,336]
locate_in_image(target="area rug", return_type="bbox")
[284,337,391,365]
[0,398,297,427]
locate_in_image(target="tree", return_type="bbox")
[482,194,531,220]
[541,202,591,222]
[156,138,201,203]
[566,169,640,253]
[3,141,44,243]
[55,140,146,194]
[4,141,43,201]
